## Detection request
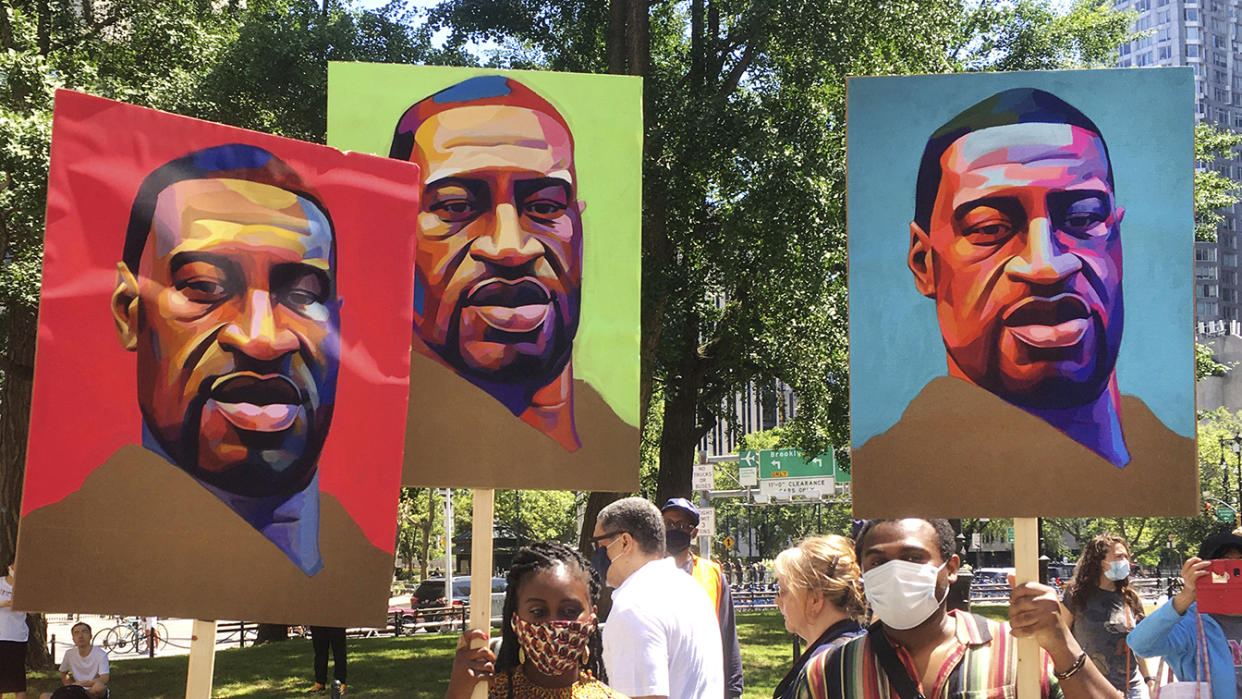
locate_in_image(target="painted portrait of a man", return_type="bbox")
[17,91,415,626]
[390,76,584,451]
[111,144,342,574]
[326,65,640,492]
[848,71,1197,518]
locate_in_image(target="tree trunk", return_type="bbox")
[81,0,94,26]
[626,0,648,76]
[655,375,702,505]
[0,304,34,590]
[0,1,13,51]
[26,615,52,670]
[36,0,48,54]
[576,491,624,557]
[579,0,656,554]
[607,0,627,74]
[0,308,51,667]
[254,623,288,643]
[639,188,670,425]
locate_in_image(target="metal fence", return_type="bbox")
[968,577,1178,605]
[732,588,778,612]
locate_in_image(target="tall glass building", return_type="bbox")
[1114,0,1242,320]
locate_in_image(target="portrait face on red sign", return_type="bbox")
[16,90,417,627]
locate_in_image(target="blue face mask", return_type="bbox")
[1104,559,1130,581]
[665,529,693,553]
[591,537,620,585]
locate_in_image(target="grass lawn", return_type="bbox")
[26,607,1017,697]
[735,610,798,698]
[27,633,461,698]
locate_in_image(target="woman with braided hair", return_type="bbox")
[447,541,626,699]
[1062,533,1152,698]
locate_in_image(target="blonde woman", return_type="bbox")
[772,535,867,699]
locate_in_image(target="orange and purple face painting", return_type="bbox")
[391,76,584,451]
[910,103,1127,466]
[328,64,641,494]
[120,160,341,503]
[848,73,1197,518]
[17,91,416,626]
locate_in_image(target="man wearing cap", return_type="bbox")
[1128,527,1242,699]
[662,498,744,699]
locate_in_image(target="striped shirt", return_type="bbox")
[795,610,1065,699]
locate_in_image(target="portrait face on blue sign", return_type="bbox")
[848,69,1197,518]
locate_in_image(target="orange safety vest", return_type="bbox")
[689,554,724,619]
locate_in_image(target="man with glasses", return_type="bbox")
[592,497,723,699]
[662,498,743,699]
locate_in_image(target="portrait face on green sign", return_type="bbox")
[389,77,584,451]
[327,63,641,493]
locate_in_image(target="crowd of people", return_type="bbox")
[443,504,1242,699]
[0,508,1236,699]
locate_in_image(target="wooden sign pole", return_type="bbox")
[469,489,496,699]
[1013,517,1040,697]
[185,619,218,699]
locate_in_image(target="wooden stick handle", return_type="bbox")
[185,619,218,699]
[1013,518,1040,698]
[470,489,495,699]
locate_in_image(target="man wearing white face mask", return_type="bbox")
[795,518,1118,699]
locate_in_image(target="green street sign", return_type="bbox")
[1217,505,1237,523]
[759,448,834,479]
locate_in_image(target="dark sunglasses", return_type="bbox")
[590,531,627,550]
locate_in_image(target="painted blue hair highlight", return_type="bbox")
[432,75,512,104]
[189,143,274,173]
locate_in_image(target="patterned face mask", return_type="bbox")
[511,613,597,676]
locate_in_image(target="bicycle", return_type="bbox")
[93,617,168,654]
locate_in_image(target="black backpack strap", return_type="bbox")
[868,625,926,699]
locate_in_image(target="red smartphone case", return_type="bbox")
[1197,559,1242,615]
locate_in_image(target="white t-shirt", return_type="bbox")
[60,646,109,682]
[603,557,724,699]
[0,579,27,642]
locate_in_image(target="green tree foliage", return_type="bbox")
[1193,122,1242,243]
[1197,341,1231,380]
[0,0,1198,602]
[1041,408,1242,572]
[1189,123,1240,382]
[425,0,1146,513]
[195,0,470,143]
[0,0,451,662]
[950,0,1135,71]
[429,0,968,506]
[396,487,580,580]
[493,489,581,543]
